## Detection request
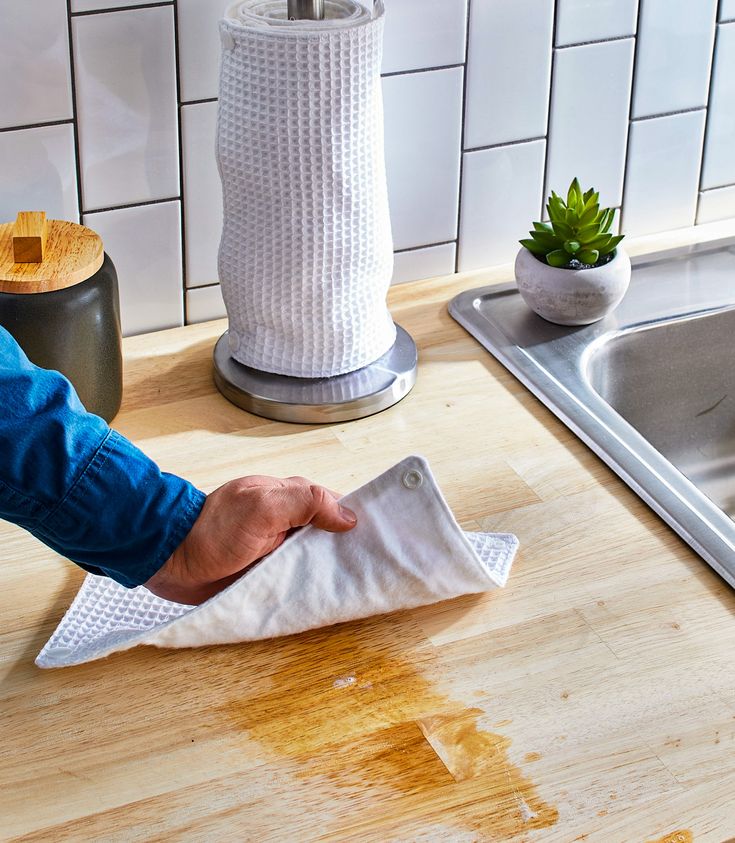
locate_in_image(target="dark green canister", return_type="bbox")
[0,212,122,422]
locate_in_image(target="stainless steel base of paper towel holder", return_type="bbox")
[213,324,418,424]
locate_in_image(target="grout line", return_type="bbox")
[172,0,189,324]
[83,195,181,215]
[541,0,558,207]
[631,105,707,122]
[619,0,644,235]
[465,135,546,154]
[696,2,722,223]
[0,118,75,134]
[71,1,173,16]
[453,0,472,273]
[701,180,735,192]
[187,281,221,291]
[381,62,464,79]
[395,239,457,255]
[555,33,635,50]
[64,1,85,224]
[181,97,218,107]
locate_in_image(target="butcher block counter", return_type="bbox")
[4,222,735,843]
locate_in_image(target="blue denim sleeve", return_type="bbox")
[0,326,206,588]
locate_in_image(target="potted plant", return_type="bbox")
[516,178,631,326]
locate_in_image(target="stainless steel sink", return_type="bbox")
[450,237,735,588]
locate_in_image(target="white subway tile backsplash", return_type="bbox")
[556,0,638,47]
[633,0,717,118]
[72,6,179,211]
[722,0,735,21]
[392,243,456,285]
[382,68,463,251]
[546,39,634,207]
[697,186,735,224]
[382,0,466,75]
[177,0,226,103]
[83,201,183,336]
[701,23,735,190]
[0,124,79,224]
[0,0,72,129]
[181,102,222,288]
[186,284,226,324]
[623,110,706,236]
[464,0,553,149]
[458,140,545,272]
[0,0,733,334]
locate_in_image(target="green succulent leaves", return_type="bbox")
[520,178,625,269]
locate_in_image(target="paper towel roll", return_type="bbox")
[217,0,396,378]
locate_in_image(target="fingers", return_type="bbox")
[286,476,342,501]
[281,482,357,533]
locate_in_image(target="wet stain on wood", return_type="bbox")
[645,831,693,843]
[524,751,542,763]
[221,620,558,838]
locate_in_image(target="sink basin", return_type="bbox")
[450,237,735,588]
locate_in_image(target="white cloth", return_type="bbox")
[36,456,518,669]
[217,0,396,378]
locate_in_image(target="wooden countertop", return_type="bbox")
[4,221,735,842]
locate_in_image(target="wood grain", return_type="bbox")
[0,219,103,293]
[2,220,735,842]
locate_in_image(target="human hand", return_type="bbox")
[145,475,357,605]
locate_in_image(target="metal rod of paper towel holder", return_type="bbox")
[288,0,324,19]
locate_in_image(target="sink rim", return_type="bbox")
[449,236,735,589]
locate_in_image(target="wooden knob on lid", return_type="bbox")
[0,212,104,294]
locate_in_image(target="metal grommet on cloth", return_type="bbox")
[402,469,423,490]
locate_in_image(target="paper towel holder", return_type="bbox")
[213,323,418,424]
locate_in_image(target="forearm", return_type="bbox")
[0,327,205,587]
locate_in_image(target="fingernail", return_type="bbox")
[340,505,357,524]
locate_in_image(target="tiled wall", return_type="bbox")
[1,1,734,336]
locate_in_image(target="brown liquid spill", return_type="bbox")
[645,832,693,843]
[222,620,557,839]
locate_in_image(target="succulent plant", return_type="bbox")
[520,178,624,269]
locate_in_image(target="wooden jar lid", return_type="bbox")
[0,212,104,295]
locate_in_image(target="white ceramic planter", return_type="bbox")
[514,245,631,326]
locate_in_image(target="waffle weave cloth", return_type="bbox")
[36,456,518,668]
[217,0,396,377]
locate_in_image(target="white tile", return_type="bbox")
[464,0,552,149]
[83,202,183,336]
[556,0,638,46]
[623,111,706,236]
[633,0,717,118]
[73,7,179,211]
[391,243,456,284]
[722,0,735,21]
[0,0,72,128]
[182,102,222,287]
[382,68,463,251]
[546,39,634,208]
[458,140,545,272]
[178,0,226,103]
[0,124,78,224]
[72,0,162,9]
[382,0,467,75]
[701,23,735,190]
[697,186,735,224]
[186,285,227,323]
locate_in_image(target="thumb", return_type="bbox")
[285,483,357,533]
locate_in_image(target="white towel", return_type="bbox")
[217,0,396,378]
[36,456,518,668]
